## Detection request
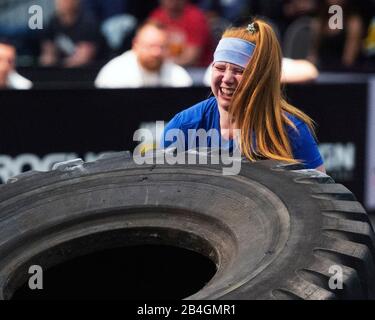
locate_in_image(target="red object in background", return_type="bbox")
[150,3,213,67]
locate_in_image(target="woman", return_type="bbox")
[162,19,325,172]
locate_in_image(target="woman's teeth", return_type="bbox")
[220,88,234,97]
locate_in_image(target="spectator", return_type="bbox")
[95,22,193,88]
[217,0,250,24]
[309,0,365,70]
[195,1,231,47]
[0,40,32,90]
[196,0,250,24]
[82,0,127,22]
[283,0,318,23]
[149,0,213,67]
[259,0,317,40]
[86,0,138,56]
[127,0,159,24]
[0,0,56,64]
[39,0,102,67]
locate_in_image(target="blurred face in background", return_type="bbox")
[161,0,186,17]
[55,0,80,18]
[133,25,169,72]
[0,44,16,87]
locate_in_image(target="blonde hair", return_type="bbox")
[223,19,316,163]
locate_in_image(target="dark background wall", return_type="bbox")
[0,84,369,211]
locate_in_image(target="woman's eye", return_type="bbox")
[214,66,225,72]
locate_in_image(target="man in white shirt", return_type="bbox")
[95,22,193,88]
[0,41,32,90]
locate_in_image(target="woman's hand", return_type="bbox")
[315,164,326,173]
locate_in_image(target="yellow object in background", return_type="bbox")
[364,18,375,56]
[140,143,157,156]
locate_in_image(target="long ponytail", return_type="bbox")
[224,19,316,163]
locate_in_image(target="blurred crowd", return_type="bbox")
[0,0,375,89]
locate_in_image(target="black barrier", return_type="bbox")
[286,83,367,207]
[0,84,369,210]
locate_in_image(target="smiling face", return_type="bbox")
[211,62,244,112]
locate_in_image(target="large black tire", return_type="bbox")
[0,151,374,300]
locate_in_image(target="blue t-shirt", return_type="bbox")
[161,97,323,169]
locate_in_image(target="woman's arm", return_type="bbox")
[342,15,364,67]
[307,18,321,66]
[39,41,58,66]
[281,58,319,83]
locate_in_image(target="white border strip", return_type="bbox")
[365,77,375,210]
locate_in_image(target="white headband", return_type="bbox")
[213,37,256,68]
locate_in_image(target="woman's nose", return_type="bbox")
[222,68,235,84]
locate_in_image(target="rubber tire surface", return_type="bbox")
[0,151,374,300]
